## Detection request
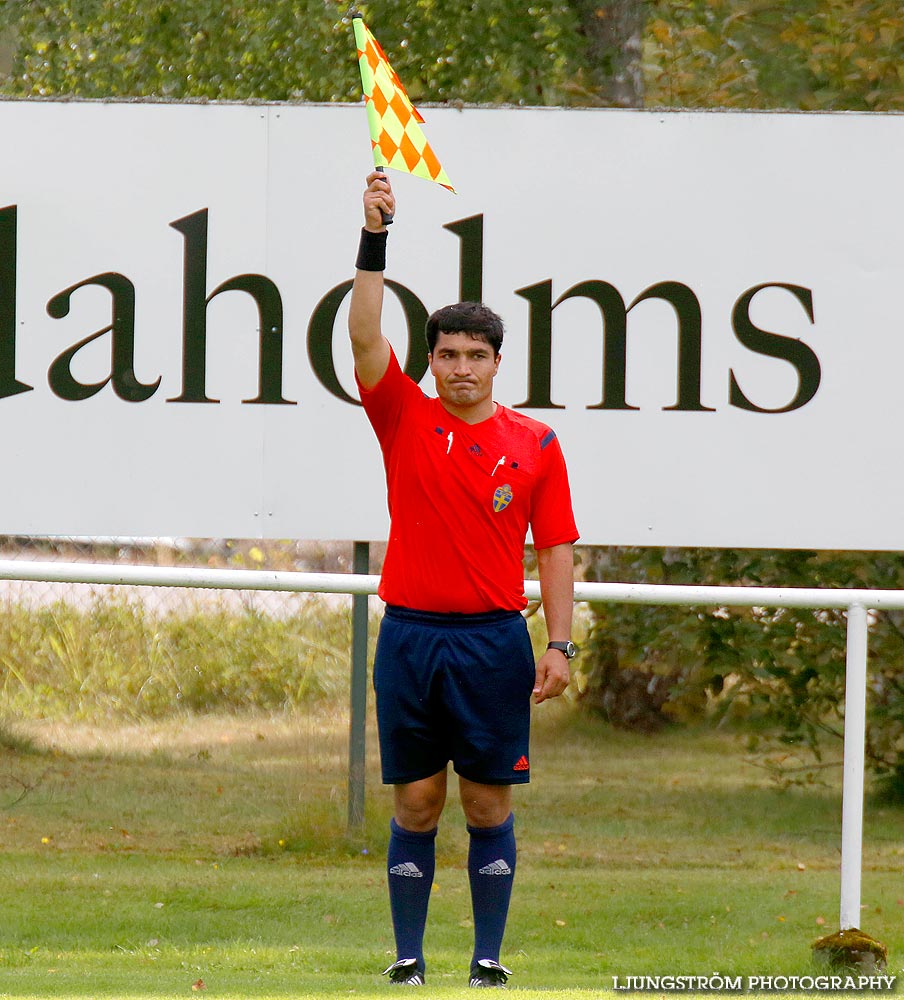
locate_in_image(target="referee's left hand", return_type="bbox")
[533,650,570,704]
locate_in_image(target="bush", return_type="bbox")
[578,547,904,798]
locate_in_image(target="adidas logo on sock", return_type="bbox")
[513,755,529,771]
[478,858,512,876]
[389,862,424,877]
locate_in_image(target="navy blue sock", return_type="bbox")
[387,819,437,971]
[467,812,516,968]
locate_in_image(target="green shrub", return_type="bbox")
[579,547,904,799]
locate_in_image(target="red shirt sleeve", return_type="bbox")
[355,348,423,452]
[530,432,579,549]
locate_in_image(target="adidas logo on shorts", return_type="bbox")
[478,858,512,876]
[389,862,424,877]
[513,755,530,772]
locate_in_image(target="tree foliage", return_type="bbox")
[0,0,586,105]
[5,1,904,112]
[645,0,904,111]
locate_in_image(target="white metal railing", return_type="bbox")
[0,557,889,933]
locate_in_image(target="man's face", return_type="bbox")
[428,331,501,414]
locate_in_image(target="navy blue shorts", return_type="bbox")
[373,605,536,786]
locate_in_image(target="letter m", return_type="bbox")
[514,278,714,412]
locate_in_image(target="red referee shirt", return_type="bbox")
[358,349,579,613]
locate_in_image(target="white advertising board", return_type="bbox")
[1,99,902,548]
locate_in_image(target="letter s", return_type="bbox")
[729,283,820,413]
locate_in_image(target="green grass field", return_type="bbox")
[1,704,902,999]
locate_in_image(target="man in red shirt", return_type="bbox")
[350,170,579,988]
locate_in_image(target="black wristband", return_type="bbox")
[356,228,388,271]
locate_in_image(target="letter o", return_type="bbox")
[307,279,429,405]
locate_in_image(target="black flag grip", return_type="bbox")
[375,166,394,226]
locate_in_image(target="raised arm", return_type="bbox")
[348,171,395,389]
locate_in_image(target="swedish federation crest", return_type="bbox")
[492,483,513,513]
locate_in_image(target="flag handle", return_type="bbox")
[376,166,394,226]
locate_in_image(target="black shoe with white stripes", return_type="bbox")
[382,958,425,986]
[469,959,512,988]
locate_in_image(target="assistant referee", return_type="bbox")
[349,170,579,989]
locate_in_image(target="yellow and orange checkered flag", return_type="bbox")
[352,14,455,195]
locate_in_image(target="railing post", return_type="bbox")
[347,541,370,834]
[839,602,869,930]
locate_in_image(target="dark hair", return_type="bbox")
[425,302,504,356]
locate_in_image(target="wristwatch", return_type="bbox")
[547,640,577,659]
